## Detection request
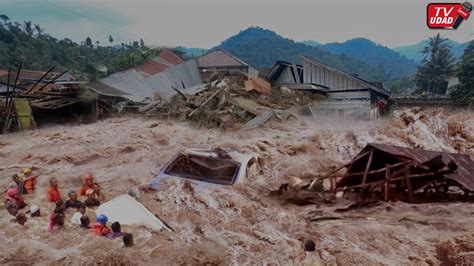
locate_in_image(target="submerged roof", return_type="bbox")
[196,49,248,68]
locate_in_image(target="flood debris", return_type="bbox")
[0,64,97,133]
[324,143,474,203]
[97,194,172,232]
[149,148,257,189]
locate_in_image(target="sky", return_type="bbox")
[1,0,473,48]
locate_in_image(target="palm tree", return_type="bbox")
[108,35,114,44]
[415,33,455,94]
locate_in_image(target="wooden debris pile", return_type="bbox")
[139,76,323,129]
[0,64,97,133]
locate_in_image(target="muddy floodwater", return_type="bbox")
[0,107,473,265]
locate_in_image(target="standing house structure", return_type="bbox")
[267,55,391,120]
[196,49,249,82]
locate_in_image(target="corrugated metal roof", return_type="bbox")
[196,49,248,68]
[144,59,203,100]
[91,53,202,103]
[158,49,183,65]
[132,60,169,76]
[88,80,130,97]
[366,143,474,191]
[300,55,391,97]
[99,70,156,102]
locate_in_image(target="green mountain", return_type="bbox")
[215,27,390,81]
[319,38,417,78]
[394,39,469,62]
[300,40,321,47]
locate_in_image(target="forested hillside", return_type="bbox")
[216,27,390,81]
[319,38,418,78]
[0,16,162,80]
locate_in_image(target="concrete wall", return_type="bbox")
[294,90,379,120]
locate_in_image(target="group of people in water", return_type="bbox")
[4,168,133,248]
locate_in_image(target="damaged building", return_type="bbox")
[88,49,250,106]
[196,49,249,82]
[267,56,391,120]
[326,143,474,202]
[0,67,97,133]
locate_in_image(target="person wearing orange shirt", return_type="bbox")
[22,168,38,194]
[92,214,111,237]
[47,177,61,203]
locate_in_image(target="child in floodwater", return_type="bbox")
[91,214,110,236]
[15,213,27,226]
[71,203,86,224]
[80,215,91,229]
[84,189,100,207]
[79,174,94,196]
[48,210,65,233]
[30,205,40,217]
[91,183,105,202]
[299,239,323,266]
[108,222,125,239]
[123,233,133,247]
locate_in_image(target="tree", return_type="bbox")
[140,38,145,48]
[108,35,114,44]
[451,41,474,101]
[85,37,93,47]
[34,24,43,37]
[132,41,139,48]
[23,20,34,37]
[415,33,455,94]
[0,14,9,21]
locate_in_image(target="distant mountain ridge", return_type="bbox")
[300,40,321,47]
[394,40,469,62]
[215,27,390,81]
[318,38,418,78]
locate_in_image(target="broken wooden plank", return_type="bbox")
[188,88,224,117]
[244,110,274,130]
[361,151,374,187]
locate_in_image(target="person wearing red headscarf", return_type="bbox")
[4,188,26,216]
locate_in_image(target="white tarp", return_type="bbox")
[96,194,172,232]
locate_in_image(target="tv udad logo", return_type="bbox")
[427,2,472,29]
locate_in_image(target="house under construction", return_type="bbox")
[267,56,391,120]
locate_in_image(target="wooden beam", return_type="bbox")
[25,65,55,94]
[343,161,407,178]
[384,164,390,202]
[403,165,413,202]
[361,151,374,187]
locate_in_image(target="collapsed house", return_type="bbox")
[326,143,474,202]
[88,49,251,107]
[0,67,97,133]
[267,56,391,120]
